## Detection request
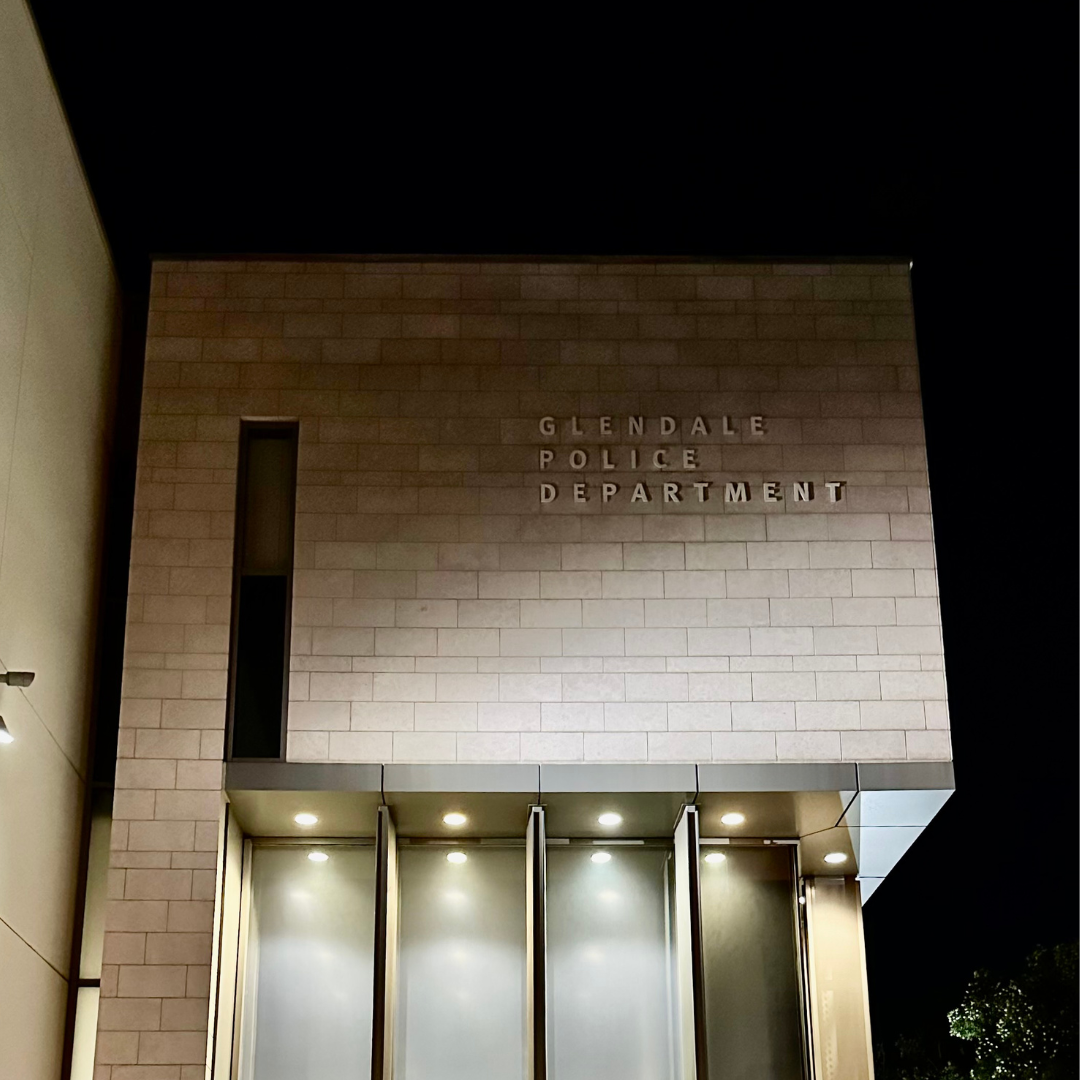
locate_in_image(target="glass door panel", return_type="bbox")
[546,844,681,1080]
[699,844,805,1079]
[238,844,376,1080]
[394,845,528,1080]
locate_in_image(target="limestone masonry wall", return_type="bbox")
[126,258,949,772]
[97,258,952,1074]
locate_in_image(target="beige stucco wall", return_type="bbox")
[0,0,118,1076]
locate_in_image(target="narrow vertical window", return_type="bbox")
[67,790,113,1079]
[227,422,298,760]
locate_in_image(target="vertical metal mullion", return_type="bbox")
[212,806,245,1080]
[224,424,252,762]
[207,802,229,1077]
[230,839,254,1079]
[526,805,547,1080]
[792,850,815,1080]
[673,804,708,1080]
[371,806,398,1080]
[684,807,708,1079]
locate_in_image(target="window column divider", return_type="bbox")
[371,805,399,1080]
[527,805,547,1080]
[229,839,254,1080]
[793,849,816,1079]
[674,803,708,1079]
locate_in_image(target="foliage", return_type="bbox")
[947,942,1077,1079]
[874,1031,966,1080]
[874,942,1077,1080]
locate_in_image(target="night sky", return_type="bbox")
[27,3,1076,1044]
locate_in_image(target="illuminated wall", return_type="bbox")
[98,256,950,1075]
[129,258,949,768]
[0,0,118,1076]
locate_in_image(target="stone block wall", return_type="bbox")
[96,258,951,1074]
[127,258,950,771]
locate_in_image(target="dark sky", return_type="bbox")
[28,2,1076,1045]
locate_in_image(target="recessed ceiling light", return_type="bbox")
[294,812,318,826]
[597,812,622,826]
[591,851,612,864]
[704,852,726,864]
[0,718,12,744]
[443,812,467,826]
[824,852,848,865]
[307,851,329,863]
[446,851,468,864]
[720,812,745,826]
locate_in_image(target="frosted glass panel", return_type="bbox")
[79,796,112,979]
[546,845,680,1080]
[239,845,376,1080]
[395,846,527,1080]
[700,846,804,1079]
[70,986,100,1080]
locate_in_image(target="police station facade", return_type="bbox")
[95,258,954,1079]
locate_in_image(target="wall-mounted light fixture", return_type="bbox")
[0,674,34,745]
